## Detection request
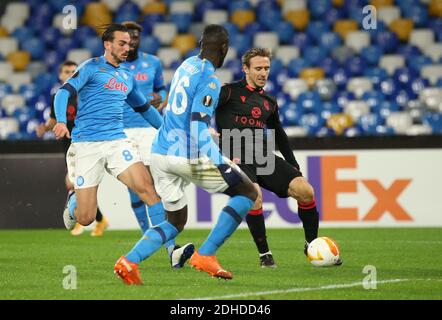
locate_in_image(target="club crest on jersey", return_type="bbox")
[203,95,213,107]
[208,82,217,89]
[104,78,128,92]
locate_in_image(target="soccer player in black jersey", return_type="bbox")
[215,48,340,267]
[36,61,108,236]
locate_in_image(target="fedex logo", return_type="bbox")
[196,155,413,223]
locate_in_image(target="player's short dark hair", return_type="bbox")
[59,60,77,73]
[200,24,229,48]
[121,21,143,33]
[101,23,129,43]
[242,48,272,67]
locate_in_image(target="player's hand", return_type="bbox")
[149,92,163,110]
[36,124,47,138]
[53,122,70,140]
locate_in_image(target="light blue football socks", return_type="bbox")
[198,195,254,255]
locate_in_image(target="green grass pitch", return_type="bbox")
[1,228,441,300]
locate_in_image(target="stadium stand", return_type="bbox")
[0,0,441,140]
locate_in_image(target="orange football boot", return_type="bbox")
[189,251,232,280]
[114,256,143,285]
[91,216,109,237]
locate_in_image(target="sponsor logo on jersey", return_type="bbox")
[104,78,128,92]
[251,107,262,119]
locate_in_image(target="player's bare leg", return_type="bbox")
[74,186,99,226]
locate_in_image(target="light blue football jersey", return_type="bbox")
[121,52,166,129]
[152,55,221,159]
[63,56,148,142]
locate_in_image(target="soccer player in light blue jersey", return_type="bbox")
[52,25,175,263]
[114,25,258,285]
[120,21,192,268]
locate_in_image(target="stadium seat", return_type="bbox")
[377,6,401,26]
[1,94,26,115]
[283,126,308,137]
[360,45,383,66]
[429,0,442,17]
[409,29,435,50]
[345,56,367,76]
[7,72,31,92]
[423,112,442,133]
[253,32,279,51]
[345,31,370,53]
[389,18,414,41]
[421,64,442,85]
[67,49,92,65]
[419,87,442,112]
[406,124,432,136]
[306,21,330,43]
[347,77,373,99]
[171,13,193,33]
[82,3,112,32]
[344,100,370,122]
[379,54,405,75]
[283,78,309,100]
[172,34,197,56]
[153,23,178,45]
[319,57,340,77]
[0,62,13,82]
[299,113,324,135]
[273,21,295,44]
[303,46,327,65]
[275,46,300,66]
[170,1,194,14]
[408,78,430,97]
[0,38,18,58]
[331,46,356,65]
[299,68,325,88]
[318,32,342,52]
[375,31,399,53]
[386,111,413,134]
[5,2,30,22]
[333,19,359,40]
[203,10,229,25]
[327,113,353,135]
[231,10,255,30]
[403,4,429,28]
[371,0,394,8]
[423,44,442,62]
[407,55,433,74]
[224,47,238,64]
[314,79,337,101]
[308,0,333,19]
[258,9,283,31]
[142,2,167,15]
[0,118,19,139]
[101,0,125,12]
[157,48,181,69]
[285,9,310,31]
[296,91,322,114]
[7,51,30,72]
[83,37,103,57]
[228,0,252,13]
[282,0,307,15]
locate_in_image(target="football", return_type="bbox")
[307,237,341,267]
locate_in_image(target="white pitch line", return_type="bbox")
[191,278,423,300]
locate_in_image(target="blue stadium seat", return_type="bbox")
[423,112,442,134]
[42,27,62,49]
[360,45,383,66]
[402,5,429,28]
[303,46,327,66]
[0,83,13,99]
[319,57,339,77]
[332,68,351,89]
[398,45,421,60]
[140,14,165,33]
[320,101,342,120]
[358,113,384,135]
[361,90,385,110]
[56,37,79,57]
[21,38,46,60]
[48,0,73,12]
[292,32,312,50]
[12,27,35,45]
[243,22,265,38]
[19,83,39,102]
[83,37,103,57]
[120,1,141,15]
[44,50,64,73]
[375,31,399,53]
[325,7,345,25]
[343,0,369,10]
[296,91,322,114]
[256,0,280,19]
[171,13,193,33]
[228,0,251,13]
[306,21,330,43]
[268,58,284,79]
[348,5,366,26]
[308,0,332,20]
[344,126,362,137]
[317,127,336,137]
[282,107,302,126]
[225,59,243,80]
[334,90,356,109]
[299,113,325,135]
[393,67,419,88]
[230,33,252,56]
[194,0,217,21]
[287,58,311,77]
[364,67,389,87]
[212,0,230,9]
[276,92,291,110]
[375,100,401,119]
[258,9,282,31]
[139,36,160,55]
[407,55,433,74]
[115,11,139,24]
[379,78,400,98]
[273,21,295,45]
[72,26,96,45]
[318,32,341,52]
[344,56,367,76]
